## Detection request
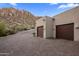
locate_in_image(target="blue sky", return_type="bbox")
[0,3,78,16]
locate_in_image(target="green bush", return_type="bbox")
[6,29,17,35]
[0,21,35,37]
[15,25,24,31]
[14,24,28,31]
[0,21,7,37]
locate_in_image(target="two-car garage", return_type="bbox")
[56,23,74,41]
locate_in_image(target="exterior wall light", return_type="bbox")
[75,24,79,29]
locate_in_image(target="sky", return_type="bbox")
[0,3,79,16]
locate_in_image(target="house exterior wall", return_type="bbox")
[36,7,79,41]
[73,7,79,41]
[35,17,46,38]
[53,7,79,41]
[45,17,54,38]
[35,16,54,39]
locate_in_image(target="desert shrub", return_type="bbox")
[23,28,27,30]
[0,20,35,37]
[22,25,28,30]
[26,24,35,29]
[6,28,17,35]
[26,24,31,30]
[0,21,7,37]
[30,25,35,29]
[14,24,28,31]
[15,25,24,31]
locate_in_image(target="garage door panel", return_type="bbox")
[37,26,43,38]
[56,23,74,41]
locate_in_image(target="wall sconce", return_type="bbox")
[75,24,79,29]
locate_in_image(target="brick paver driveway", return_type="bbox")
[0,29,79,56]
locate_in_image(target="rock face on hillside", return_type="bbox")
[0,8,37,29]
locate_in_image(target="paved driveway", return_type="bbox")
[0,29,79,56]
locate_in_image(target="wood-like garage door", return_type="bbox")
[56,23,74,41]
[37,26,43,38]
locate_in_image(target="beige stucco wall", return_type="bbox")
[53,7,79,41]
[45,17,54,38]
[73,7,79,41]
[35,16,54,39]
[35,17,46,38]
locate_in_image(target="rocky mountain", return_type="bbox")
[0,8,37,30]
